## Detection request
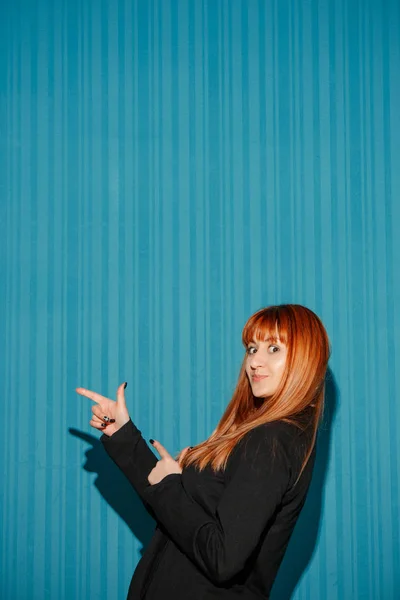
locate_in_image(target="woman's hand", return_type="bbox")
[76,382,130,437]
[148,442,191,485]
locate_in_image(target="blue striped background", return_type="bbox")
[1,1,399,598]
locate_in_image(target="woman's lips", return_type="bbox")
[252,375,268,382]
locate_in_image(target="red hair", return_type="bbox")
[178,304,331,483]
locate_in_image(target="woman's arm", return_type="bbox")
[101,421,292,584]
[101,418,158,498]
[76,383,182,520]
[76,383,158,502]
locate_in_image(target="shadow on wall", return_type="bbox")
[69,428,156,559]
[270,368,339,600]
[70,368,338,596]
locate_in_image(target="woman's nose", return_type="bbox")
[249,351,266,368]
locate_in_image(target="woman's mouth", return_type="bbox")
[252,375,269,382]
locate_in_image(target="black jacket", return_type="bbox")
[101,418,316,599]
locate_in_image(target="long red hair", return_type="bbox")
[178,304,331,483]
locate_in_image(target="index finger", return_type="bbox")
[151,440,171,459]
[75,387,110,404]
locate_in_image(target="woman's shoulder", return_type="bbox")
[245,419,309,444]
[226,420,314,485]
[237,419,313,464]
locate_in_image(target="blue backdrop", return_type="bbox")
[1,1,399,599]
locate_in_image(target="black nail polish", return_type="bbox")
[124,382,128,389]
[103,416,110,422]
[101,423,106,428]
[149,438,154,445]
[110,419,115,423]
[189,446,193,449]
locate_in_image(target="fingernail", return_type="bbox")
[110,419,115,423]
[149,438,154,445]
[103,416,110,422]
[124,382,128,389]
[101,423,106,428]
[189,446,193,449]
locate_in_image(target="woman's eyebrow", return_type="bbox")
[248,336,282,344]
[263,336,283,344]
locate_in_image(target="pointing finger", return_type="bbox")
[150,440,171,459]
[76,387,110,405]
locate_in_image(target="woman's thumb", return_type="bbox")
[116,381,128,407]
[178,446,192,463]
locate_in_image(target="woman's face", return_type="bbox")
[245,337,288,398]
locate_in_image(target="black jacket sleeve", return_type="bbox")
[101,419,292,584]
[100,419,159,518]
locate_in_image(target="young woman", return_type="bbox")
[76,304,330,599]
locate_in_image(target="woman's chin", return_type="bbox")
[251,387,272,399]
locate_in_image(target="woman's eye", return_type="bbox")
[247,346,257,355]
[268,345,279,353]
